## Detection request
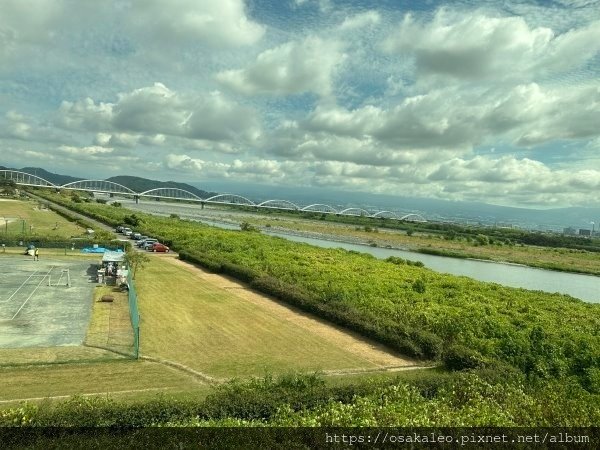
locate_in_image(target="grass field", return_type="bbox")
[85,285,135,356]
[0,360,203,404]
[136,255,414,378]
[0,250,417,405]
[0,198,85,239]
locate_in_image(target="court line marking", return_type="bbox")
[10,266,55,320]
[3,270,40,303]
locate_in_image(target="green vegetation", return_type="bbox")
[0,198,86,239]
[0,360,201,404]
[1,372,598,427]
[14,190,600,427]
[29,193,600,385]
[178,203,600,274]
[85,286,135,356]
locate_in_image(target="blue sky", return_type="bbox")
[0,0,599,207]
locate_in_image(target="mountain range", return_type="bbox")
[1,166,215,200]
[2,166,598,230]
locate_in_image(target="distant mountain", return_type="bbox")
[196,180,600,230]
[106,175,216,199]
[19,167,82,186]
[5,167,216,199]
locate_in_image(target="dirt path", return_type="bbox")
[161,255,423,370]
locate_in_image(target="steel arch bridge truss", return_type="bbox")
[6,169,429,222]
[0,170,55,188]
[257,199,300,211]
[61,180,136,195]
[301,204,338,214]
[204,194,256,206]
[400,213,427,222]
[339,207,371,217]
[372,211,400,219]
[139,188,202,201]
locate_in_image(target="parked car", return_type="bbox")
[135,236,149,247]
[122,228,132,236]
[116,225,124,233]
[142,239,158,250]
[131,232,142,240]
[150,242,170,253]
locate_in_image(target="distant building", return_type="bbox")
[563,227,577,236]
[579,229,591,237]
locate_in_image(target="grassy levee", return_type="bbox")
[0,360,203,405]
[135,256,398,378]
[0,198,85,238]
[29,193,600,392]
[7,191,596,431]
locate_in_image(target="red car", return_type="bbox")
[151,242,170,253]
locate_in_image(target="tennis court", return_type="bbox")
[0,255,96,348]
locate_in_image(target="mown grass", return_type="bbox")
[135,257,384,378]
[0,360,202,405]
[85,285,134,356]
[0,199,85,238]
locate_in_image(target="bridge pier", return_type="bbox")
[134,195,139,204]
[201,201,205,209]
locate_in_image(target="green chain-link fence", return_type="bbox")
[127,269,140,359]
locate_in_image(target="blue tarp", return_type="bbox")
[81,247,124,254]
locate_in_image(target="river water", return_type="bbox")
[125,200,600,303]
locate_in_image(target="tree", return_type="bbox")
[240,221,259,232]
[0,177,16,196]
[124,250,150,280]
[124,214,140,227]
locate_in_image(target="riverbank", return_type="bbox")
[183,214,600,277]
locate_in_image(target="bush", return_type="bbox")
[411,330,443,359]
[412,279,426,293]
[220,262,261,283]
[179,251,222,273]
[443,345,486,371]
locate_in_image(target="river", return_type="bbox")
[124,200,600,303]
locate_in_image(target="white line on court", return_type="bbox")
[2,269,40,303]
[10,266,55,320]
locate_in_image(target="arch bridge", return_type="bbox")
[61,180,136,195]
[2,169,427,222]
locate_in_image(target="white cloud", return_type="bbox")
[216,37,345,96]
[0,0,63,50]
[384,10,600,81]
[300,82,600,152]
[57,83,261,146]
[340,11,381,30]
[128,0,264,49]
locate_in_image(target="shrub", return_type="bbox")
[411,330,443,360]
[412,279,426,293]
[443,345,486,371]
[220,262,261,283]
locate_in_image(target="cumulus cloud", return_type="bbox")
[0,0,63,50]
[0,111,66,143]
[57,83,261,146]
[425,155,600,205]
[298,81,600,152]
[93,132,166,148]
[128,0,264,48]
[384,10,600,80]
[340,11,381,30]
[216,37,345,96]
